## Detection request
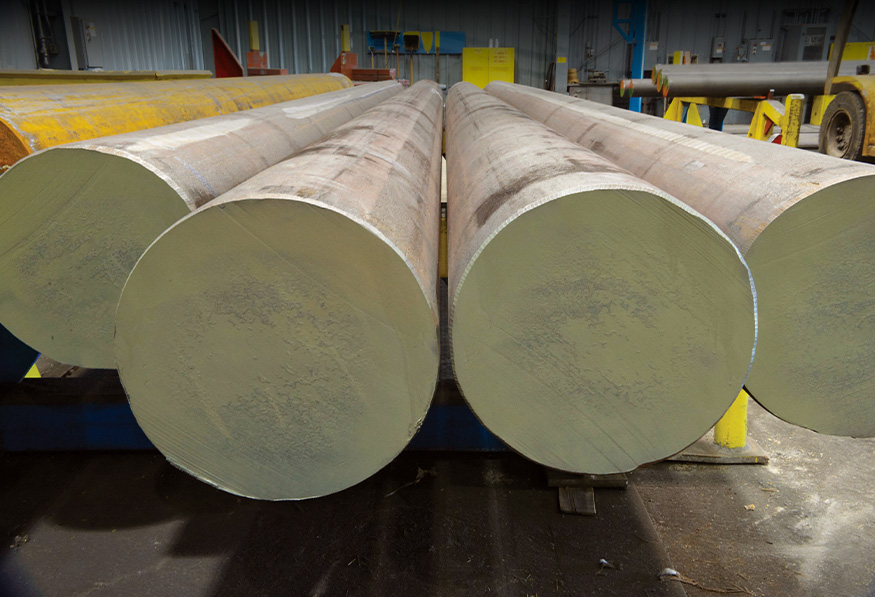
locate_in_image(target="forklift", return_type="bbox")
[818,0,875,161]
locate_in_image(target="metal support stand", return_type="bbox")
[670,390,769,465]
[547,470,628,516]
[664,94,805,147]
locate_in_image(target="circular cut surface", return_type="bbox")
[0,148,187,367]
[116,199,438,500]
[745,175,875,437]
[452,189,756,474]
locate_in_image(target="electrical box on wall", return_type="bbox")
[742,38,774,63]
[711,37,725,59]
[71,16,104,69]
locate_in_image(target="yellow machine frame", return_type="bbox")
[664,94,806,147]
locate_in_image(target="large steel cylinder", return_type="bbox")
[0,81,401,368]
[447,82,756,474]
[487,81,875,437]
[114,81,443,500]
[0,73,351,169]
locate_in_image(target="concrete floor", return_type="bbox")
[635,400,875,597]
[4,352,875,595]
[2,397,874,596]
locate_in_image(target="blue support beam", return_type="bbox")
[0,377,507,453]
[613,0,648,112]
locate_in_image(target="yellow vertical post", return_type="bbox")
[780,93,805,148]
[747,102,769,141]
[249,21,260,52]
[664,97,685,122]
[439,157,448,278]
[341,24,351,53]
[714,390,748,449]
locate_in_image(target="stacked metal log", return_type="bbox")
[446,83,756,473]
[115,81,443,500]
[487,81,875,438]
[0,81,401,368]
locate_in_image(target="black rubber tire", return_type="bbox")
[819,91,866,161]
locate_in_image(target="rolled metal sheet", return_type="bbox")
[0,81,401,368]
[447,82,756,473]
[115,81,443,500]
[0,73,351,169]
[487,80,875,437]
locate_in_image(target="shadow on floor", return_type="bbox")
[0,452,683,596]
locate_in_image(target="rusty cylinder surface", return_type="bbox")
[487,81,875,437]
[0,73,351,169]
[0,81,401,368]
[114,81,443,500]
[447,82,756,474]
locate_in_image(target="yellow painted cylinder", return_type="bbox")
[0,73,351,168]
[714,390,749,449]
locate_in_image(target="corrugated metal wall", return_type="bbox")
[67,0,204,71]
[2,1,874,86]
[205,0,874,87]
[207,0,556,89]
[0,1,39,69]
[0,1,203,72]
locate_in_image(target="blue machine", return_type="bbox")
[0,376,505,452]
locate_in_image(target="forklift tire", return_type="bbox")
[819,91,866,161]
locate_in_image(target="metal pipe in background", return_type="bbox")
[447,82,756,474]
[486,80,875,437]
[0,73,351,168]
[114,81,444,500]
[661,71,839,97]
[620,78,658,97]
[656,60,871,96]
[653,59,872,78]
[0,81,401,368]
[660,62,872,97]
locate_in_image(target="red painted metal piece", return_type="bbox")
[331,52,358,78]
[211,28,243,78]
